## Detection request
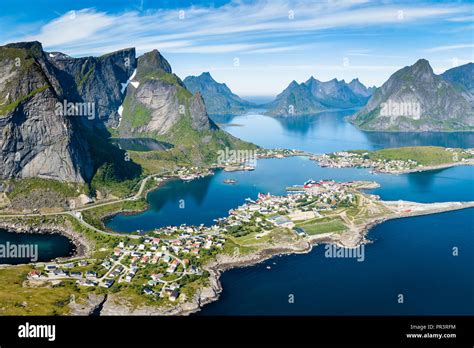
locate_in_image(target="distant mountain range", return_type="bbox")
[350,59,474,132]
[264,77,375,116]
[0,41,252,184]
[183,72,255,115]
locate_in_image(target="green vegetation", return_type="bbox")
[76,62,96,89]
[351,146,472,166]
[81,199,148,231]
[0,265,76,315]
[297,217,347,235]
[6,178,84,200]
[82,127,143,198]
[121,92,153,129]
[0,85,49,116]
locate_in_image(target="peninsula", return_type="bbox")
[0,173,472,316]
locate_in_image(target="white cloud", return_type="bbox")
[7,0,470,56]
[424,43,474,52]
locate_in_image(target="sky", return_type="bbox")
[1,0,473,96]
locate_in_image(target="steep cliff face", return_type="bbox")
[351,59,474,131]
[0,42,93,182]
[118,50,215,137]
[46,47,136,128]
[183,72,254,115]
[0,42,252,183]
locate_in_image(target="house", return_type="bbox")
[151,273,163,281]
[54,269,68,277]
[86,271,98,278]
[101,279,114,288]
[77,279,97,287]
[28,270,41,279]
[169,290,179,302]
[267,215,295,228]
[143,288,155,296]
[294,227,307,237]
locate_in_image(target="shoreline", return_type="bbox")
[376,161,473,174]
[0,158,472,315]
[0,200,472,315]
[184,201,474,316]
[0,220,92,265]
[97,200,474,316]
[312,154,474,175]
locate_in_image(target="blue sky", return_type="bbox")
[1,0,473,96]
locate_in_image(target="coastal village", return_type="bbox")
[175,148,305,181]
[27,227,226,304]
[24,178,373,306]
[314,148,474,173]
[2,146,473,314]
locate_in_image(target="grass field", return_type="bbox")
[351,146,472,166]
[297,217,347,235]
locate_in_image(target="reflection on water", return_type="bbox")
[106,111,474,233]
[217,110,474,153]
[110,138,173,152]
[106,109,474,315]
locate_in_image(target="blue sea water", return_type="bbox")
[105,110,474,315]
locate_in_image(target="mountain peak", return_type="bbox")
[199,72,215,81]
[137,49,172,77]
[412,58,433,72]
[183,71,254,115]
[352,58,473,131]
[289,80,300,87]
[4,41,44,58]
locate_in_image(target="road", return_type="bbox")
[0,170,170,236]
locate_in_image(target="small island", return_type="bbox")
[312,146,474,174]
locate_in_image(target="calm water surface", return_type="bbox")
[106,110,473,315]
[0,229,75,264]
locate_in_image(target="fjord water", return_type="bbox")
[0,229,75,264]
[106,110,474,315]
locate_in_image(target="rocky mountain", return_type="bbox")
[350,59,474,131]
[0,41,252,185]
[265,77,373,116]
[441,62,474,106]
[46,47,136,128]
[117,50,215,136]
[183,72,255,115]
[0,42,93,183]
[117,51,252,166]
[264,80,326,116]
